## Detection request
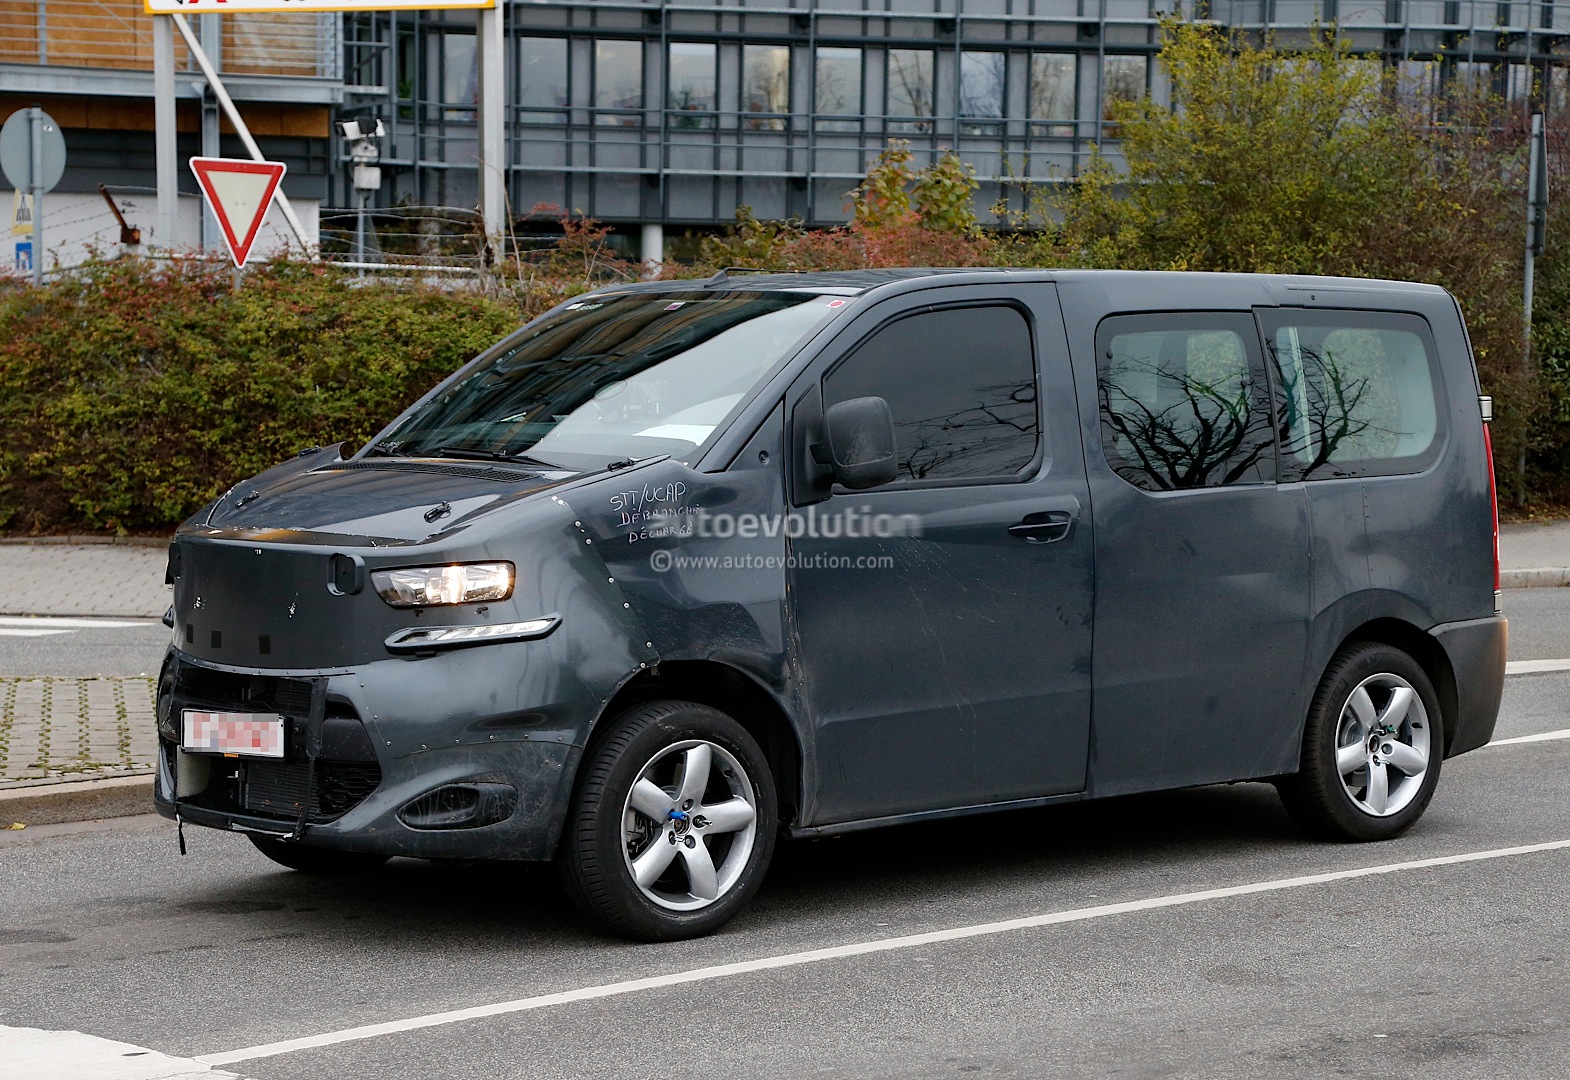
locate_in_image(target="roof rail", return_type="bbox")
[704,266,805,286]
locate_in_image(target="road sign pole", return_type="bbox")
[477,2,506,262]
[29,106,42,285]
[170,12,310,254]
[154,14,177,251]
[1521,110,1548,505]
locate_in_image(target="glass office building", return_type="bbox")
[338,0,1567,240]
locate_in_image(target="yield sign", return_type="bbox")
[189,156,286,267]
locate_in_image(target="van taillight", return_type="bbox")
[1483,419,1501,612]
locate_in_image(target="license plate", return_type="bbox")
[181,710,286,758]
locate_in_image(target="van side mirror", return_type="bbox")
[825,396,897,490]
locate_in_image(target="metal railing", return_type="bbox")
[0,0,339,78]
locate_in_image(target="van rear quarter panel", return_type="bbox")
[1292,290,1497,740]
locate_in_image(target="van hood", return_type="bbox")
[200,454,565,543]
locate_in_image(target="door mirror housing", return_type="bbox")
[825,396,897,490]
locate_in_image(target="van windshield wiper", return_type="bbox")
[433,445,563,470]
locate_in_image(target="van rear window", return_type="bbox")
[1261,310,1444,481]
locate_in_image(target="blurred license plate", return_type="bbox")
[182,710,286,758]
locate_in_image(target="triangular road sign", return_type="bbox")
[189,156,287,267]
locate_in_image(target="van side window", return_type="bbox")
[823,305,1038,483]
[1260,310,1444,481]
[1095,313,1275,491]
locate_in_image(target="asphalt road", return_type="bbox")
[4,590,1569,1079]
[0,617,167,677]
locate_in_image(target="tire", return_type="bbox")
[558,700,778,941]
[247,835,391,874]
[1278,642,1443,842]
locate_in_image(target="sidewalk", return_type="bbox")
[1,522,1568,825]
[1498,518,1570,587]
[0,537,169,618]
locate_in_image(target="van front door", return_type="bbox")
[785,286,1093,827]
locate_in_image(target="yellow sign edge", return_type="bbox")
[143,0,494,13]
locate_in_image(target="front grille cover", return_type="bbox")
[176,664,315,717]
[244,758,383,822]
[165,657,383,825]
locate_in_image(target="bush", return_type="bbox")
[0,258,516,534]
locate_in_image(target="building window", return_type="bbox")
[1101,54,1148,134]
[824,306,1039,484]
[440,33,477,122]
[594,39,644,124]
[518,37,567,124]
[668,41,717,128]
[887,49,934,132]
[1095,313,1276,491]
[959,51,1005,134]
[743,44,790,130]
[1029,53,1076,137]
[816,47,863,131]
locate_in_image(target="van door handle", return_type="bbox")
[1008,511,1073,544]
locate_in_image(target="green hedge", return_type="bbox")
[0,258,519,535]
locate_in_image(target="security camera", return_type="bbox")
[337,118,386,142]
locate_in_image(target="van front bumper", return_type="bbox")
[152,648,593,861]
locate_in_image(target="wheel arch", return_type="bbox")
[1336,618,1459,752]
[586,661,804,829]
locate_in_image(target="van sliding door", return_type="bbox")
[1074,306,1313,796]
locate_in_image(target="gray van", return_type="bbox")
[154,269,1506,940]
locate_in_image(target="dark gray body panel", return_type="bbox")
[153,268,1506,861]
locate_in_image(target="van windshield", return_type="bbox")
[373,291,837,470]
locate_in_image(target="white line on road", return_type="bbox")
[1,1024,245,1080]
[1487,728,1570,747]
[0,616,157,637]
[197,836,1570,1067]
[1505,658,1570,675]
[0,617,155,629]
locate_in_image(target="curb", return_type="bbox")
[0,535,171,548]
[1501,567,1570,589]
[0,774,155,827]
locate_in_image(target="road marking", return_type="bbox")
[1505,658,1570,675]
[1,1024,244,1080]
[0,616,153,628]
[1487,728,1570,747]
[197,836,1570,1067]
[0,616,156,638]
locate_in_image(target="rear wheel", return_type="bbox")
[1278,643,1442,841]
[559,700,777,941]
[247,835,390,874]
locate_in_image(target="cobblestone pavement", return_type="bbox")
[0,676,157,787]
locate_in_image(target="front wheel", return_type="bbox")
[559,700,777,941]
[1278,643,1443,842]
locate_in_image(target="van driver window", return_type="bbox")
[823,305,1039,484]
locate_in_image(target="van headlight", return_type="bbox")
[371,562,514,607]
